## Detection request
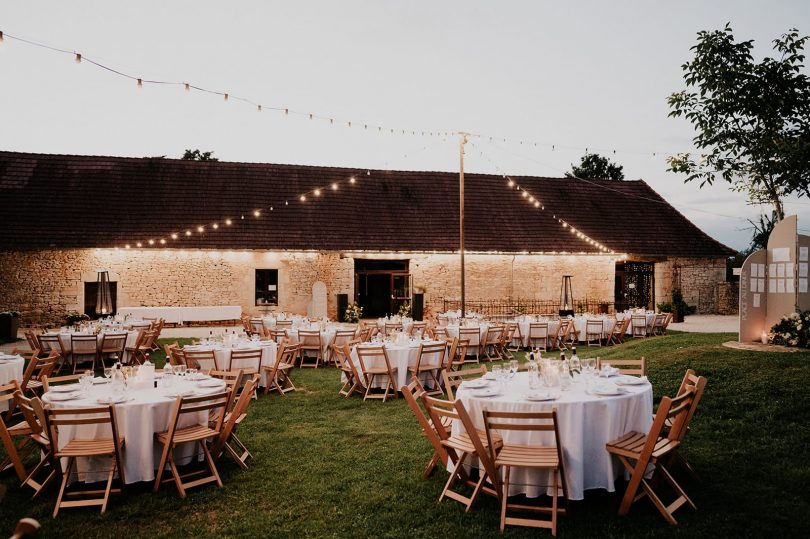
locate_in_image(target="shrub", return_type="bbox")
[770,311,810,348]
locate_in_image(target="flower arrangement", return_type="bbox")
[768,311,810,348]
[65,311,91,326]
[769,311,810,348]
[397,301,412,318]
[344,303,363,323]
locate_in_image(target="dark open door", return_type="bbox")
[614,262,654,311]
[354,259,410,318]
[84,281,118,319]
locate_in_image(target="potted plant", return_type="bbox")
[397,301,412,318]
[670,289,688,323]
[0,311,21,342]
[65,311,90,326]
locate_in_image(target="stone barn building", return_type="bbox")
[0,151,735,325]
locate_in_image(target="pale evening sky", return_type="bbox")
[1,0,808,250]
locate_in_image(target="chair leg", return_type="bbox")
[53,456,75,518]
[500,466,510,532]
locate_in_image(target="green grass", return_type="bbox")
[2,333,809,537]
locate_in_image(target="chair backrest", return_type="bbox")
[482,408,564,468]
[24,330,40,351]
[355,345,393,376]
[100,332,127,352]
[229,348,263,371]
[458,327,480,346]
[333,329,358,348]
[586,319,604,332]
[432,326,448,340]
[410,322,427,337]
[442,365,488,400]
[436,315,449,327]
[414,342,447,373]
[42,373,83,392]
[384,323,403,335]
[163,343,181,366]
[1,380,22,423]
[631,314,647,327]
[297,330,322,348]
[44,404,121,452]
[14,392,48,443]
[529,323,549,338]
[164,390,231,442]
[484,327,502,344]
[21,350,59,392]
[596,356,646,376]
[275,320,293,328]
[184,348,219,371]
[71,334,99,356]
[209,369,243,415]
[37,334,63,355]
[669,370,707,442]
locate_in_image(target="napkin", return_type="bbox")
[599,366,620,378]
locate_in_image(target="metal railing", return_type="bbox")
[440,298,615,317]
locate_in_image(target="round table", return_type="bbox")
[45,330,140,361]
[455,371,653,500]
[0,353,25,411]
[42,376,226,484]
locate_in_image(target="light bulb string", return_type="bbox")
[2,29,695,158]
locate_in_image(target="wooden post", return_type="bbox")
[459,132,469,315]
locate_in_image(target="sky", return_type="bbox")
[1,0,809,250]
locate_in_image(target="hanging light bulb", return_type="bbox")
[137,78,143,88]
[300,195,306,202]
[225,219,232,225]
[75,52,82,63]
[136,242,142,248]
[349,176,356,184]
[314,189,321,197]
[184,82,190,92]
[331,183,338,190]
[185,230,192,236]
[125,244,131,249]
[253,210,260,217]
[197,226,204,233]
[224,93,229,101]
[171,233,178,240]
[257,104,262,112]
[148,239,155,245]
[212,223,219,229]
[159,239,166,245]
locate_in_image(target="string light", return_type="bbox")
[171,233,178,239]
[185,230,192,236]
[212,223,219,229]
[225,219,232,225]
[331,183,338,190]
[253,210,260,217]
[314,189,321,197]
[159,239,166,245]
[148,239,154,245]
[74,52,81,63]
[197,226,204,233]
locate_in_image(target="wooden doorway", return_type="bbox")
[354,259,410,318]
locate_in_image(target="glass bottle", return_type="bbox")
[570,346,581,379]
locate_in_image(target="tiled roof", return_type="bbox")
[0,151,734,257]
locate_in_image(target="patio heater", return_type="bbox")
[559,275,574,317]
[96,269,113,317]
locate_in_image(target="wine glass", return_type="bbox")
[104,367,113,380]
[508,360,519,379]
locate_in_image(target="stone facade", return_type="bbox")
[653,256,728,314]
[0,248,729,326]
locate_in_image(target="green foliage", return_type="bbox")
[656,301,673,313]
[181,149,219,161]
[671,288,689,319]
[397,301,412,317]
[4,334,810,537]
[64,311,90,325]
[745,211,778,254]
[565,152,625,180]
[667,25,810,219]
[770,310,810,347]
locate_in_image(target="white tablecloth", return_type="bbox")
[444,323,490,344]
[117,306,242,324]
[455,372,653,500]
[350,340,445,389]
[515,316,616,346]
[0,354,25,411]
[45,330,140,362]
[184,342,277,386]
[616,312,656,335]
[42,377,226,484]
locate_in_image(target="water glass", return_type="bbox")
[508,360,519,379]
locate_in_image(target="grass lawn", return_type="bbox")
[1,332,809,537]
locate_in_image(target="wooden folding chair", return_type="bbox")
[432,326,448,341]
[44,404,126,517]
[498,323,516,359]
[228,349,262,399]
[163,343,182,366]
[208,369,243,420]
[184,348,219,372]
[37,334,67,373]
[20,350,59,396]
[401,377,450,479]
[24,330,41,353]
[447,338,469,371]
[407,342,447,396]
[334,343,365,397]
[262,343,298,396]
[559,320,579,350]
[355,345,398,402]
[421,394,502,511]
[42,373,83,393]
[652,314,667,336]
[14,392,57,498]
[606,387,697,524]
[98,332,127,369]
[506,322,523,353]
[153,389,230,498]
[384,322,403,336]
[631,315,648,338]
[70,334,99,373]
[483,409,568,535]
[329,329,358,366]
[297,330,323,368]
[528,323,550,351]
[482,327,503,361]
[607,318,628,346]
[585,319,604,347]
[442,365,488,400]
[211,378,257,469]
[664,370,708,480]
[459,327,481,363]
[596,357,646,377]
[1,381,31,483]
[409,321,428,338]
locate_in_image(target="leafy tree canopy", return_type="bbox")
[667,25,810,219]
[565,152,625,180]
[181,149,219,161]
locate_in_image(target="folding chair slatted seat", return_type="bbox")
[44,404,126,517]
[153,389,230,498]
[483,409,569,535]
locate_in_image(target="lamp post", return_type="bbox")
[96,269,113,317]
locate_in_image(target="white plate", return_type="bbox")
[590,386,622,396]
[51,384,81,393]
[615,375,647,386]
[482,373,497,380]
[198,380,223,388]
[463,379,489,389]
[524,391,556,401]
[48,392,80,401]
[471,387,501,398]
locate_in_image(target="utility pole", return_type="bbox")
[459,132,469,315]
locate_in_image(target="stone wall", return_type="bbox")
[0,248,729,325]
[653,256,728,314]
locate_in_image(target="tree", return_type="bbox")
[181,149,219,161]
[565,152,625,180]
[746,211,778,253]
[667,25,810,220]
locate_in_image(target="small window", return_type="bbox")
[255,269,279,306]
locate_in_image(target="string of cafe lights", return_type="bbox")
[117,138,451,250]
[467,139,622,257]
[1,29,693,160]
